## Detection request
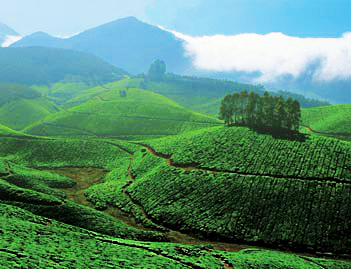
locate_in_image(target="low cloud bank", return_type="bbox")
[1,35,22,47]
[160,26,351,83]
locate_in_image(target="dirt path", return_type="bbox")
[136,143,351,185]
[49,167,106,207]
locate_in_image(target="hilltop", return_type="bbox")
[24,81,221,138]
[82,126,351,256]
[0,22,20,46]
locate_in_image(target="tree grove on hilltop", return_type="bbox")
[219,90,301,131]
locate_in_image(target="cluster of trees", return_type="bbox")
[147,59,166,81]
[219,91,301,131]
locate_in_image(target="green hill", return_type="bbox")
[24,82,221,138]
[85,126,351,255]
[2,203,348,268]
[0,124,26,136]
[302,104,351,136]
[141,75,330,117]
[0,135,349,268]
[0,97,60,130]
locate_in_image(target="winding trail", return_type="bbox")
[135,143,351,185]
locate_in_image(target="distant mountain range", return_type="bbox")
[6,17,351,104]
[0,47,127,85]
[0,22,21,46]
[11,17,191,75]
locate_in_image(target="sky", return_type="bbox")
[1,0,351,83]
[1,0,350,37]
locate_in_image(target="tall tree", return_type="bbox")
[148,59,166,81]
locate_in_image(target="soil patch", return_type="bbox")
[47,167,107,206]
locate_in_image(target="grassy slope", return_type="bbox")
[0,136,165,242]
[1,204,349,268]
[144,75,330,117]
[24,82,221,138]
[0,97,60,130]
[113,126,351,254]
[0,124,26,136]
[145,76,264,117]
[302,104,351,134]
[0,135,350,267]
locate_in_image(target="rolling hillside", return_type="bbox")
[24,82,221,138]
[0,134,349,268]
[302,104,351,136]
[0,98,60,130]
[83,126,351,256]
[116,75,330,117]
[0,124,26,136]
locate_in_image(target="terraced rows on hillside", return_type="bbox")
[116,126,351,255]
[24,87,221,138]
[1,133,351,267]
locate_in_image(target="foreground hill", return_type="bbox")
[85,126,351,256]
[24,82,221,138]
[0,135,349,268]
[302,104,351,138]
[0,47,127,85]
[11,17,190,74]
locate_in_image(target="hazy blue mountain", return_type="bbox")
[12,17,191,74]
[0,22,20,46]
[0,47,127,85]
[12,31,65,48]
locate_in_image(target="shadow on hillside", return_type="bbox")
[230,123,309,142]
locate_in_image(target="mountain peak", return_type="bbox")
[0,22,19,36]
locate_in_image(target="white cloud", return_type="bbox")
[1,35,22,47]
[53,32,81,39]
[161,26,351,82]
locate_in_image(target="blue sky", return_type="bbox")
[1,0,350,37]
[2,0,351,84]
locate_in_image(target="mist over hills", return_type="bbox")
[0,47,127,85]
[10,17,351,104]
[12,17,191,75]
[0,22,21,46]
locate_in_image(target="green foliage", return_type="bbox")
[124,126,351,253]
[144,75,324,117]
[219,91,301,131]
[147,126,351,181]
[0,124,26,136]
[0,83,40,106]
[0,98,60,130]
[0,137,128,169]
[276,90,330,108]
[148,59,166,81]
[1,203,348,268]
[302,104,351,135]
[4,163,74,198]
[24,85,221,138]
